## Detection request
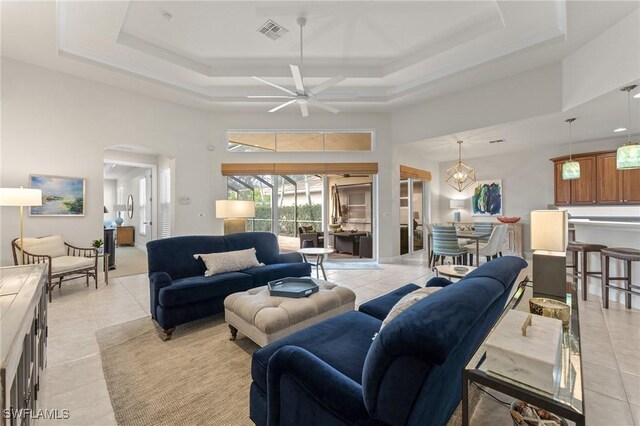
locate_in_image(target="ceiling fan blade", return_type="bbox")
[299,102,309,117]
[308,99,339,114]
[290,65,305,93]
[309,75,345,96]
[252,76,297,96]
[247,95,295,99]
[268,99,297,113]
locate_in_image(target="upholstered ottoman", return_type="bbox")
[224,280,355,347]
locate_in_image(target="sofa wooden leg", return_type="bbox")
[163,328,175,341]
[229,324,238,341]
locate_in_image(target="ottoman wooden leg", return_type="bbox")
[229,324,238,341]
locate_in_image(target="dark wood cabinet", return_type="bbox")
[569,156,597,204]
[597,153,623,204]
[554,162,571,205]
[622,168,640,204]
[552,150,638,206]
[104,228,116,270]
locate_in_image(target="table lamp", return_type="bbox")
[450,199,464,222]
[0,187,43,263]
[530,210,568,300]
[216,200,255,234]
[113,204,127,226]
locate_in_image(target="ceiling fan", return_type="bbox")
[248,17,348,117]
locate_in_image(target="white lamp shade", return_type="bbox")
[530,210,568,252]
[450,199,465,209]
[0,188,42,206]
[113,204,128,211]
[216,200,255,218]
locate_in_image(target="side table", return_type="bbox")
[87,253,110,286]
[462,280,584,425]
[297,248,334,280]
[433,264,476,280]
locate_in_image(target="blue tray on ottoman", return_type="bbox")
[268,277,320,298]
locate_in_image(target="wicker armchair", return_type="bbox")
[12,235,98,302]
[298,226,324,248]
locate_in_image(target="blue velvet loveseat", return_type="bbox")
[250,256,527,426]
[147,232,311,340]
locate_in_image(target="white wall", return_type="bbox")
[0,59,400,265]
[103,179,116,224]
[437,136,629,256]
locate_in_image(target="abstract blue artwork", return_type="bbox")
[472,179,502,216]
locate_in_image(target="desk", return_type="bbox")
[298,248,334,280]
[462,281,584,425]
[329,232,367,255]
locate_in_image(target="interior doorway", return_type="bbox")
[103,147,174,277]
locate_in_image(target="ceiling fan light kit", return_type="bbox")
[616,85,640,170]
[249,17,347,117]
[444,141,476,192]
[562,118,580,180]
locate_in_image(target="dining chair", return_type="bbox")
[472,222,493,242]
[464,224,507,265]
[431,225,468,267]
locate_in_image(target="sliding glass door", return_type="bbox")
[400,178,426,255]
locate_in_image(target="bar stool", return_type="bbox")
[566,242,607,301]
[601,247,640,309]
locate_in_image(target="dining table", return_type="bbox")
[455,230,492,266]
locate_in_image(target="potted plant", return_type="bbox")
[91,238,104,254]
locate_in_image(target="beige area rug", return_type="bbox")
[110,247,148,279]
[97,315,488,426]
[96,315,258,426]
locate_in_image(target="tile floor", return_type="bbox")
[36,252,638,425]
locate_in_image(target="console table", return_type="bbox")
[462,281,584,425]
[329,231,367,255]
[0,265,48,425]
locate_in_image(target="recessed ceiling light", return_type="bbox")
[613,127,627,132]
[162,11,173,22]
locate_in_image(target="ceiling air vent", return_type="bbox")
[258,20,288,41]
[489,139,505,144]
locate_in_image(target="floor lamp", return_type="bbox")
[216,200,255,235]
[0,187,43,263]
[531,210,568,300]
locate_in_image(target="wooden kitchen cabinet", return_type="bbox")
[569,156,597,204]
[117,226,135,247]
[554,162,571,205]
[552,150,638,206]
[597,153,623,204]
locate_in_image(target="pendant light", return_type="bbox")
[562,118,580,180]
[616,85,640,170]
[444,141,476,192]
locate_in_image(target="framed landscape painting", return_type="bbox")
[472,179,502,216]
[30,175,85,216]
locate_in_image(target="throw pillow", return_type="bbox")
[380,286,442,329]
[194,248,264,277]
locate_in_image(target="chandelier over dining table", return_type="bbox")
[444,141,476,192]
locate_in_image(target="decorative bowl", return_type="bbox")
[529,297,570,328]
[497,216,521,223]
[510,400,567,426]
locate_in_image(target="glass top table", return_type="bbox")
[462,280,584,425]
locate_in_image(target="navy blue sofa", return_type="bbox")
[147,232,311,340]
[250,256,527,426]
